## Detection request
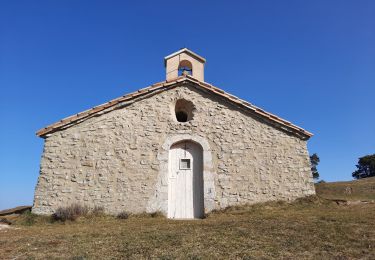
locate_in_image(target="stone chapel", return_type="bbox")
[32,48,315,219]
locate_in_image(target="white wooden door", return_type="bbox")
[168,141,204,219]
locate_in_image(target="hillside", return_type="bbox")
[316,176,375,201]
[0,179,374,259]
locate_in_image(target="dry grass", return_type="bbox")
[316,176,375,201]
[1,181,375,259]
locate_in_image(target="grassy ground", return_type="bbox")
[1,179,375,259]
[315,176,375,201]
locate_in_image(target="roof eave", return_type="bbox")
[36,76,313,140]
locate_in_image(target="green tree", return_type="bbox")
[310,153,320,180]
[352,154,375,179]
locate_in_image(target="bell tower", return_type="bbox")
[164,48,206,82]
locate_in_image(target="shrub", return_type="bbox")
[91,206,105,216]
[21,210,37,226]
[149,211,164,218]
[117,211,129,219]
[52,204,89,222]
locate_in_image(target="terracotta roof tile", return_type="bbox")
[36,75,313,139]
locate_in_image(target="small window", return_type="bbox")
[180,159,191,170]
[174,99,194,123]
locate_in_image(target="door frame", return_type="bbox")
[147,134,216,217]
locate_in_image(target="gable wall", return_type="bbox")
[32,84,315,215]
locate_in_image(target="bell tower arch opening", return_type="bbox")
[178,60,193,76]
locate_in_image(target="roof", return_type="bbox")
[36,75,313,139]
[164,48,206,66]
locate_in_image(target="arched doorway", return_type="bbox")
[168,140,204,219]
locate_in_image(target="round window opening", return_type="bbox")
[174,99,194,123]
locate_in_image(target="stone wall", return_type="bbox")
[32,83,315,215]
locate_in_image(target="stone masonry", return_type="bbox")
[32,81,315,215]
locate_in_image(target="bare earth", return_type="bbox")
[0,178,374,259]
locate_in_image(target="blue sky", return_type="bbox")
[0,1,374,210]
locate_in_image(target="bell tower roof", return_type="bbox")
[164,48,206,66]
[164,48,206,82]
